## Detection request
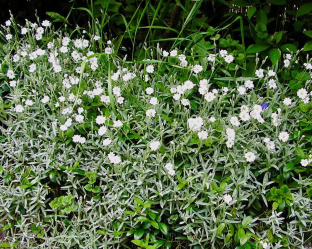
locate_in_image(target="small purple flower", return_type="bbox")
[151,121,155,125]
[261,101,268,110]
[264,83,267,87]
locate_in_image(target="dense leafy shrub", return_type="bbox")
[0,15,312,249]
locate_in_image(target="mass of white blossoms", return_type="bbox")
[187,117,204,132]
[164,163,175,176]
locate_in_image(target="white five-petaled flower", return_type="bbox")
[223,194,232,204]
[278,131,289,142]
[149,141,161,151]
[96,115,106,125]
[146,65,154,73]
[283,98,292,106]
[14,104,24,113]
[145,87,154,95]
[150,97,158,106]
[245,152,256,162]
[192,65,203,74]
[198,131,208,140]
[146,109,156,117]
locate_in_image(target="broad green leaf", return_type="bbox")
[149,212,156,220]
[247,6,256,20]
[242,216,253,228]
[150,220,159,229]
[297,3,312,17]
[273,202,279,210]
[269,48,281,66]
[134,229,145,239]
[216,223,226,235]
[256,10,268,25]
[92,186,101,193]
[131,239,146,247]
[159,223,168,235]
[295,147,305,158]
[246,44,270,53]
[0,242,11,248]
[283,162,295,172]
[238,228,245,239]
[84,184,93,192]
[137,216,150,222]
[274,31,284,44]
[280,43,297,53]
[46,12,70,24]
[303,30,312,38]
[303,41,312,51]
[134,197,144,205]
[154,240,165,248]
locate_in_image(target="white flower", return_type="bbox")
[21,27,28,34]
[42,20,51,27]
[100,95,110,104]
[173,93,181,100]
[267,141,275,150]
[263,138,270,143]
[239,112,250,121]
[102,138,112,146]
[183,80,195,90]
[145,87,154,95]
[41,96,50,104]
[117,97,124,104]
[253,105,262,114]
[60,124,68,131]
[181,98,190,106]
[303,97,310,104]
[230,116,240,126]
[170,49,177,56]
[165,163,173,171]
[283,98,292,106]
[278,131,289,142]
[36,27,44,35]
[146,65,154,73]
[168,169,175,176]
[6,34,12,40]
[65,118,72,127]
[255,69,264,78]
[6,70,15,79]
[113,86,121,96]
[207,54,216,62]
[93,35,101,41]
[113,120,123,128]
[260,241,269,249]
[209,116,216,123]
[284,59,290,68]
[192,65,203,74]
[96,115,106,125]
[204,92,216,102]
[223,194,232,204]
[29,63,36,73]
[237,86,246,95]
[149,141,161,151]
[146,109,156,117]
[5,20,11,26]
[77,107,84,114]
[9,80,17,87]
[62,37,70,46]
[82,39,89,48]
[219,50,228,57]
[300,159,309,167]
[224,55,234,63]
[75,114,84,123]
[108,153,122,165]
[180,60,188,67]
[150,97,158,106]
[35,33,42,40]
[297,88,308,100]
[163,50,169,57]
[25,100,33,106]
[267,70,276,77]
[72,135,86,144]
[226,140,234,148]
[245,152,256,162]
[244,80,254,89]
[60,46,68,53]
[198,131,208,140]
[98,126,107,136]
[74,39,83,48]
[188,117,204,131]
[268,79,277,89]
[178,54,186,61]
[14,104,24,113]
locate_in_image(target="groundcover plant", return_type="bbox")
[0,17,312,249]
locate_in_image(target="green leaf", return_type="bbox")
[131,239,146,247]
[137,216,150,222]
[84,184,93,192]
[134,197,144,205]
[297,3,312,17]
[307,188,312,198]
[177,183,185,190]
[283,162,295,172]
[242,216,253,228]
[92,186,101,193]
[303,30,312,38]
[150,220,159,229]
[216,223,226,235]
[274,31,284,44]
[273,201,279,210]
[303,41,312,51]
[238,228,245,239]
[149,212,156,220]
[154,240,165,248]
[146,246,156,249]
[280,43,297,53]
[159,223,168,235]
[247,6,256,20]
[134,229,145,239]
[269,48,281,66]
[246,43,270,53]
[0,242,11,248]
[232,0,250,7]
[295,147,305,158]
[299,102,311,113]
